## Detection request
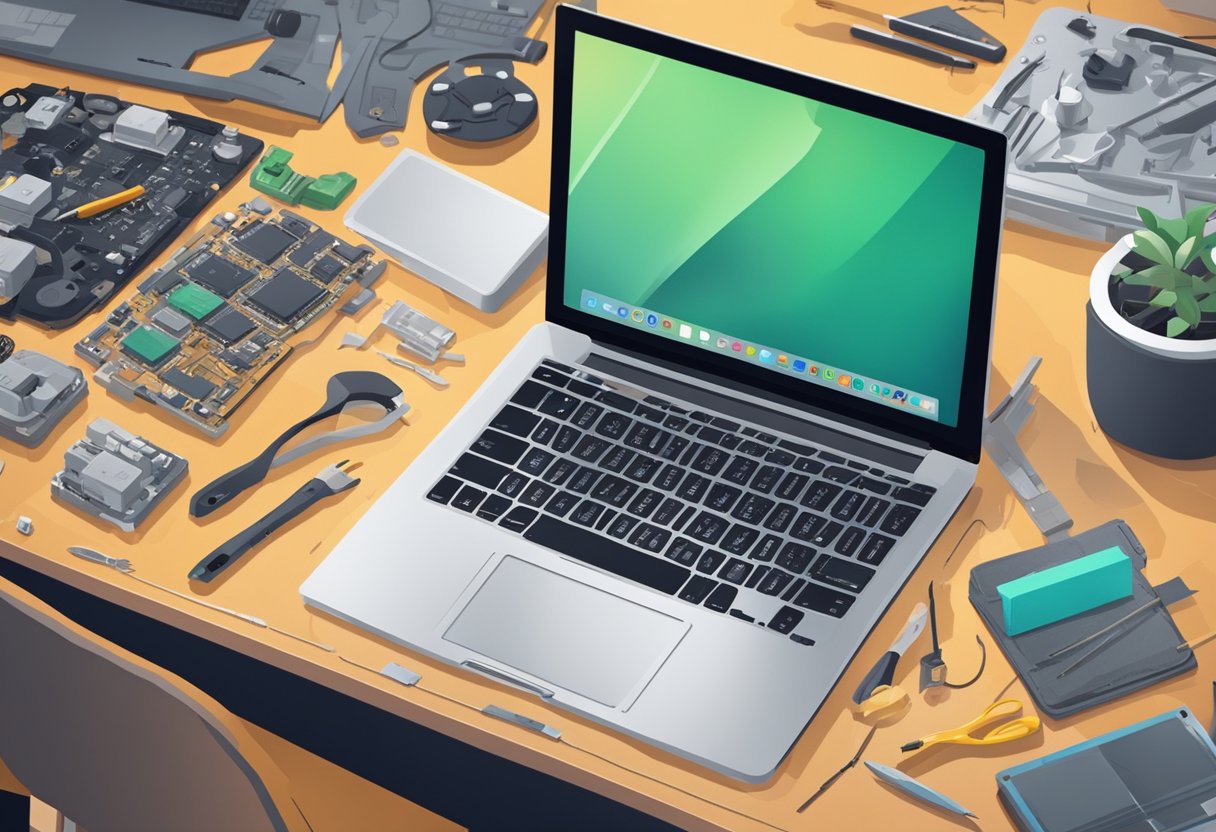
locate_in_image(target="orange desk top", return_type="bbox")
[3,2,1216,830]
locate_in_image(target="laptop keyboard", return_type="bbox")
[426,359,937,643]
[432,3,531,48]
[125,0,277,21]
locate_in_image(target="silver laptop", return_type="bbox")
[301,6,1007,782]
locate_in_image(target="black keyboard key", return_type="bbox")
[696,549,727,574]
[426,475,461,504]
[731,493,775,524]
[857,495,891,528]
[720,525,760,556]
[601,445,636,473]
[676,472,711,502]
[624,455,660,483]
[855,476,892,495]
[552,425,581,454]
[729,609,755,623]
[544,490,580,518]
[679,574,716,604]
[525,517,689,593]
[595,411,633,439]
[607,514,640,539]
[776,541,815,574]
[473,429,528,464]
[777,472,809,501]
[511,380,549,408]
[790,511,828,542]
[596,509,619,532]
[532,365,568,386]
[654,464,683,491]
[831,489,866,522]
[691,445,729,475]
[594,390,637,413]
[745,565,769,589]
[572,401,603,429]
[801,481,842,511]
[567,467,599,494]
[452,485,487,512]
[567,379,599,398]
[723,456,759,485]
[762,502,797,533]
[678,440,700,465]
[652,497,684,526]
[794,457,825,475]
[531,418,560,446]
[687,512,730,545]
[635,404,665,423]
[758,569,793,596]
[666,537,703,566]
[706,482,742,513]
[543,458,578,485]
[499,506,538,532]
[476,494,512,521]
[893,486,935,507]
[750,465,782,494]
[777,438,814,454]
[818,451,846,464]
[520,481,555,507]
[846,459,868,470]
[627,488,663,518]
[812,554,874,593]
[497,472,529,498]
[768,605,805,634]
[697,426,725,445]
[491,405,541,437]
[689,410,712,423]
[625,422,671,454]
[451,452,509,489]
[628,523,671,553]
[858,533,896,566]
[835,526,867,557]
[880,504,921,536]
[750,534,783,562]
[811,521,844,548]
[885,474,910,485]
[660,435,691,461]
[572,435,610,463]
[823,465,860,484]
[737,440,767,457]
[704,583,738,612]
[719,434,741,450]
[664,414,689,431]
[570,500,605,527]
[782,578,806,602]
[794,582,856,618]
[765,448,796,466]
[592,475,636,507]
[673,505,697,532]
[718,558,752,585]
[710,416,741,431]
[518,448,555,475]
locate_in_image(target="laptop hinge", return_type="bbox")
[584,347,927,474]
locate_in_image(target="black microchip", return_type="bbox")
[332,239,366,262]
[279,214,312,239]
[246,269,326,322]
[289,232,336,267]
[159,390,189,409]
[185,253,254,298]
[201,307,257,344]
[232,222,296,265]
[162,367,217,401]
[311,255,344,284]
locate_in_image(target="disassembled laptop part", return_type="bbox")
[250,146,356,210]
[0,348,87,447]
[340,300,463,363]
[52,418,188,532]
[918,582,986,691]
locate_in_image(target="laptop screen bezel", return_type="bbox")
[546,6,1006,464]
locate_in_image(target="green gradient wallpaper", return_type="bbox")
[563,32,986,427]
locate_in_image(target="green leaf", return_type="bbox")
[1137,206,1162,236]
[1176,291,1201,327]
[1150,290,1178,307]
[1204,245,1216,275]
[1175,236,1199,269]
[1132,229,1177,266]
[1199,294,1216,312]
[1123,264,1182,289]
[1185,203,1216,239]
[1159,217,1190,248]
[1167,317,1190,337]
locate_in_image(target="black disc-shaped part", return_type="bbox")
[423,71,538,142]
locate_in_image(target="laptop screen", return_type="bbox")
[548,10,1005,461]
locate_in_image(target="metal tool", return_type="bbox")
[919,582,987,691]
[901,698,1040,753]
[377,350,449,387]
[797,725,878,812]
[865,760,977,818]
[852,603,928,704]
[55,185,146,221]
[188,461,361,583]
[1047,596,1162,660]
[817,1,1004,61]
[849,25,976,69]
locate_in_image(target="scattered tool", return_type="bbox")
[188,461,361,584]
[1177,629,1216,652]
[853,603,928,704]
[1048,596,1163,660]
[797,725,878,812]
[901,698,1040,753]
[818,2,1004,62]
[919,583,986,691]
[54,185,145,221]
[377,351,449,387]
[865,761,977,818]
[849,25,976,69]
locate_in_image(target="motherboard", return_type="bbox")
[76,207,385,437]
[0,83,262,327]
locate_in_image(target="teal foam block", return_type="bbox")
[997,546,1133,636]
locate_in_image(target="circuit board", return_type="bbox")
[75,207,385,437]
[0,82,263,328]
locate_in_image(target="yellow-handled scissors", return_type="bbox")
[900,698,1041,753]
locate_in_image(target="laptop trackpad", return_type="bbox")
[443,556,688,708]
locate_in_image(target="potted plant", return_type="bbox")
[1087,203,1216,459]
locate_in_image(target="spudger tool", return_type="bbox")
[817,2,1004,63]
[919,582,987,691]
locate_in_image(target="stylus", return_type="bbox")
[849,26,977,70]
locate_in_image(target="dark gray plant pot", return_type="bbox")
[1087,236,1216,460]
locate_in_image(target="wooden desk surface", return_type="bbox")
[3,1,1216,830]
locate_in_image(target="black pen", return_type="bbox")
[850,25,977,70]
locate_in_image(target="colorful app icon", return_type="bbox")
[602,303,614,314]
[809,365,819,376]
[631,309,644,323]
[716,336,728,348]
[662,319,672,329]
[838,374,851,387]
[699,330,711,342]
[921,399,934,411]
[679,324,692,338]
[732,341,743,352]
[822,368,835,381]
[792,359,807,372]
[882,386,891,397]
[852,378,864,391]
[909,395,921,407]
[869,383,879,394]
[745,345,757,356]
[893,390,906,401]
[586,296,598,309]
[617,307,629,318]
[646,313,658,327]
[777,354,788,366]
[759,349,774,364]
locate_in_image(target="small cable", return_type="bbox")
[943,516,993,566]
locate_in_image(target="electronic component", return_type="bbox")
[76,208,386,437]
[0,237,36,298]
[250,146,356,211]
[0,82,262,328]
[51,418,188,532]
[424,61,539,143]
[15,516,31,536]
[0,349,88,447]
